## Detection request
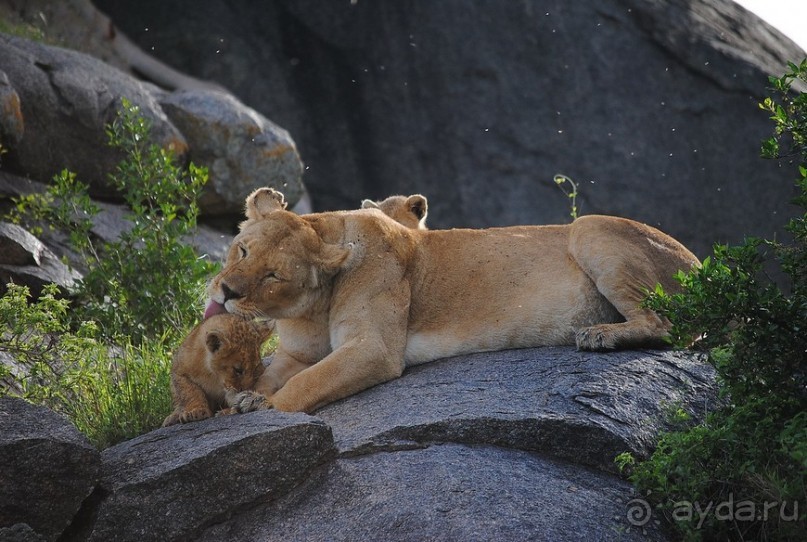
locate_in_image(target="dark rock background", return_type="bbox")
[96,0,806,257]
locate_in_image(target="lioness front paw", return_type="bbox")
[216,406,238,417]
[575,325,618,352]
[231,390,271,413]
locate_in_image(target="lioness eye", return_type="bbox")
[263,272,280,282]
[233,366,244,376]
[238,244,248,260]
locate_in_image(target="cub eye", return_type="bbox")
[238,244,248,260]
[233,366,244,376]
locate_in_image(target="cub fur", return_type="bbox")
[162,314,274,426]
[361,194,428,229]
[207,188,699,414]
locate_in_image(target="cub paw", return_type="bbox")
[575,325,617,352]
[162,411,182,427]
[216,406,238,417]
[232,390,271,413]
[180,407,213,423]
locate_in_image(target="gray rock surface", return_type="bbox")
[0,222,44,266]
[316,347,716,470]
[97,0,806,259]
[190,348,712,541]
[0,220,81,296]
[87,410,334,542]
[0,34,186,199]
[160,90,305,215]
[0,33,305,216]
[0,347,716,541]
[199,444,669,542]
[0,397,100,542]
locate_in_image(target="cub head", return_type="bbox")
[362,194,428,230]
[197,314,274,396]
[207,188,349,319]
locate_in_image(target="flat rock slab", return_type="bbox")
[88,410,334,542]
[0,397,100,542]
[316,347,717,471]
[199,443,671,542]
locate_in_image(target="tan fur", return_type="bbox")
[162,314,274,426]
[361,194,429,229]
[207,188,699,414]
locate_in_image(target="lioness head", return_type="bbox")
[362,194,428,230]
[206,188,349,319]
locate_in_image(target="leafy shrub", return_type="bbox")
[10,98,216,345]
[621,60,807,541]
[0,284,172,448]
[1,98,216,447]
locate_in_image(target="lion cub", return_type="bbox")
[362,194,428,229]
[162,314,274,426]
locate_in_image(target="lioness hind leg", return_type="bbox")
[569,215,696,351]
[572,258,673,351]
[575,310,670,351]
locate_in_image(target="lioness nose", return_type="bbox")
[221,282,243,302]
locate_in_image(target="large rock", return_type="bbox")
[0,397,100,542]
[200,444,670,542]
[1,347,716,540]
[194,347,712,541]
[97,0,806,259]
[86,410,334,542]
[316,347,717,470]
[0,34,186,199]
[0,221,81,296]
[160,90,305,215]
[0,33,305,217]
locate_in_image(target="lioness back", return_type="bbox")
[403,223,621,362]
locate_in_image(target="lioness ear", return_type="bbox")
[206,331,225,354]
[245,188,287,220]
[407,194,428,221]
[361,199,380,210]
[318,243,350,274]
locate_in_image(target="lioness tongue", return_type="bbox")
[203,300,227,319]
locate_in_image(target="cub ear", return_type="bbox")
[407,194,428,221]
[361,199,380,210]
[205,331,225,354]
[245,188,288,220]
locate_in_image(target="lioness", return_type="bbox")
[205,188,699,413]
[361,194,428,229]
[162,314,274,426]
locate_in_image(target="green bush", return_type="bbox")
[0,284,172,448]
[1,98,216,447]
[621,60,807,541]
[10,98,217,345]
